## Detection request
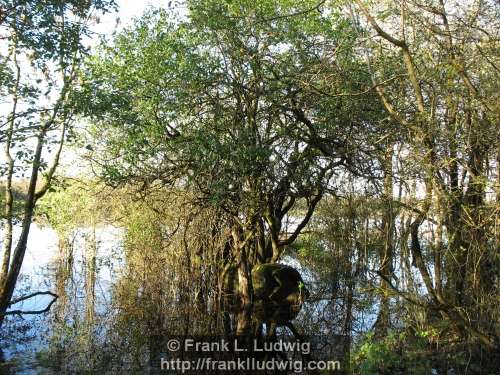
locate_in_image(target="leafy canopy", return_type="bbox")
[79,0,383,223]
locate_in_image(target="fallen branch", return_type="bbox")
[2,291,59,317]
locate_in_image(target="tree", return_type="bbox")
[78,0,384,316]
[0,0,115,327]
[353,0,499,352]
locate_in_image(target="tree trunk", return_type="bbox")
[0,129,47,327]
[0,45,20,302]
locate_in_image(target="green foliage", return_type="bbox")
[0,0,116,179]
[77,0,382,218]
[4,0,499,373]
[37,181,103,235]
[352,331,432,375]
[0,182,27,220]
[1,1,112,69]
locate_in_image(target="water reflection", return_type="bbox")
[1,224,351,374]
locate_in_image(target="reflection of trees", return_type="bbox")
[108,192,314,371]
[53,235,73,324]
[44,226,102,372]
[110,193,226,370]
[288,195,381,361]
[84,227,97,325]
[40,188,337,372]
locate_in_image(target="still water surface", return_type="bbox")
[1,224,123,374]
[1,223,365,374]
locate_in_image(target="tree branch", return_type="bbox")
[279,190,323,247]
[2,291,59,316]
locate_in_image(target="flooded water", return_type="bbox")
[1,223,372,374]
[1,224,124,373]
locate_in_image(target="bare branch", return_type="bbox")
[2,291,59,317]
